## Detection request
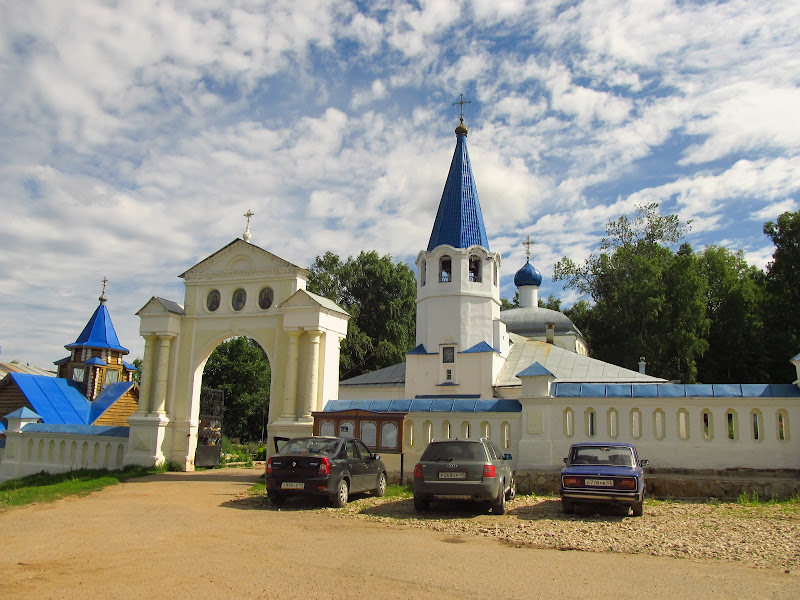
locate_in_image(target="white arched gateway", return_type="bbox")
[125,238,349,470]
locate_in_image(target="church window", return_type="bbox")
[481,421,490,438]
[777,410,789,441]
[406,421,414,447]
[360,421,377,446]
[630,409,642,439]
[442,347,455,363]
[381,422,398,449]
[104,369,119,386]
[72,366,85,383]
[726,410,737,440]
[423,420,433,444]
[420,261,426,287]
[493,262,498,286]
[702,410,713,440]
[608,408,618,439]
[564,408,574,437]
[461,421,470,438]
[446,369,452,381]
[585,408,596,437]
[653,409,665,440]
[442,421,451,439]
[751,409,763,441]
[502,422,511,448]
[677,408,690,440]
[469,255,481,282]
[439,256,452,282]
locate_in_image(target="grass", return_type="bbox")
[0,464,177,511]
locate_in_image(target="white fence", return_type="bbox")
[0,424,129,482]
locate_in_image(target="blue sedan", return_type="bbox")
[560,442,648,517]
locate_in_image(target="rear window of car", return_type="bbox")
[280,438,341,456]
[570,446,633,466]
[421,442,486,461]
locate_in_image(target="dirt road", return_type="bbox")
[1,467,797,599]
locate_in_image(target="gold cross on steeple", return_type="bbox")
[244,209,254,226]
[522,235,535,261]
[452,93,472,120]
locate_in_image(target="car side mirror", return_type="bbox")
[503,453,512,460]
[640,459,649,467]
[372,454,381,461]
[563,457,568,464]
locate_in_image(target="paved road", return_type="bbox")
[1,467,796,599]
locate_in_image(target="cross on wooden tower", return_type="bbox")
[452,93,471,120]
[522,235,535,261]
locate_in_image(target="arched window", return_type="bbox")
[677,408,690,440]
[630,408,642,439]
[751,409,763,441]
[461,421,470,438]
[439,256,452,282]
[777,410,789,441]
[424,420,433,444]
[420,260,426,287]
[481,421,490,439]
[564,408,574,437]
[442,420,452,439]
[502,421,511,449]
[653,409,666,440]
[585,408,596,437]
[469,255,481,282]
[726,410,738,440]
[381,422,398,449]
[608,408,618,439]
[320,421,335,437]
[360,421,377,446]
[702,409,713,440]
[406,420,415,447]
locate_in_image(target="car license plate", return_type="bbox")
[281,482,304,489]
[439,471,466,479]
[585,479,614,487]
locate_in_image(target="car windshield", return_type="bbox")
[570,446,633,466]
[279,438,341,456]
[421,442,486,461]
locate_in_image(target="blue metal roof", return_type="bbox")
[4,406,41,420]
[84,357,107,366]
[553,383,800,398]
[89,382,135,423]
[21,423,129,437]
[122,361,138,371]
[10,373,91,424]
[322,398,521,413]
[66,302,128,353]
[427,128,489,251]
[462,341,497,353]
[406,344,432,355]
[516,362,554,378]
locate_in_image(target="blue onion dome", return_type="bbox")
[514,261,542,287]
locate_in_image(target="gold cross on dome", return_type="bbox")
[244,209,254,226]
[452,93,472,120]
[522,235,535,261]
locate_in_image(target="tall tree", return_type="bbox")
[307,251,417,379]
[763,211,800,380]
[554,204,709,381]
[202,337,271,442]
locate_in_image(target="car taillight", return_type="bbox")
[563,476,581,487]
[482,464,496,478]
[618,478,636,490]
[265,457,273,475]
[414,463,423,478]
[318,456,331,476]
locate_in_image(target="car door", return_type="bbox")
[344,439,367,492]
[355,439,379,491]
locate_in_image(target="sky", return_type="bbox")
[1,0,799,369]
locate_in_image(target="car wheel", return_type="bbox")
[491,482,507,515]
[631,501,643,517]
[331,479,349,508]
[268,492,285,507]
[413,496,430,512]
[375,472,387,497]
[506,476,516,502]
[561,498,574,514]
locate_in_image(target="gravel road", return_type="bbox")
[1,467,797,599]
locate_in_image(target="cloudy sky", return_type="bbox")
[1,0,799,369]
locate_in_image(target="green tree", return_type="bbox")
[538,294,562,311]
[307,251,417,379]
[695,245,766,382]
[763,211,800,380]
[131,357,143,385]
[554,204,709,381]
[202,337,270,442]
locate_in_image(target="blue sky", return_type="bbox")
[1,0,799,368]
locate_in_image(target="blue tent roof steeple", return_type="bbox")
[427,118,490,251]
[65,283,128,354]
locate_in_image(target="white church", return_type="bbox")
[2,115,799,497]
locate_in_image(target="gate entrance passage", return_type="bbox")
[126,239,349,470]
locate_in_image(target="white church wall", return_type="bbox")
[516,394,799,471]
[339,385,405,401]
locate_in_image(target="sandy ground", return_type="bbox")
[1,467,797,599]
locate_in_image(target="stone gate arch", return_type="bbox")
[125,239,349,470]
